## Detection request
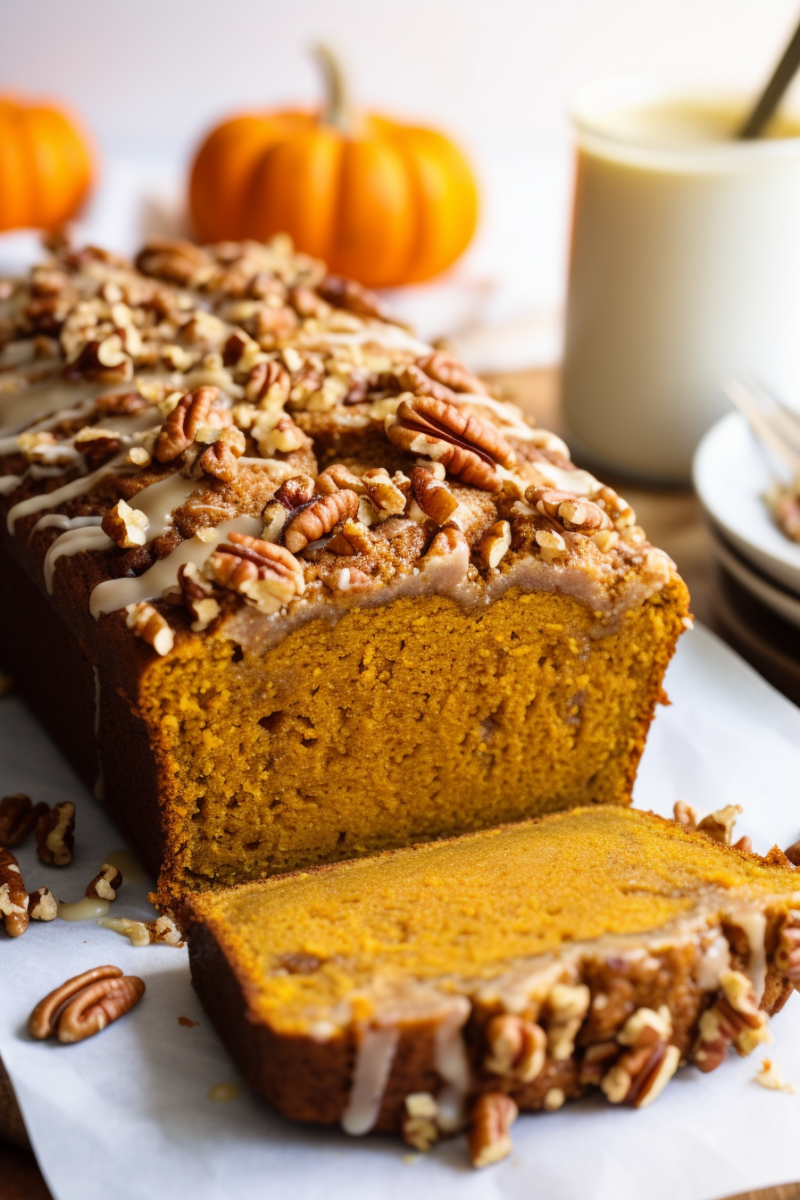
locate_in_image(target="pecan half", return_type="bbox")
[525,487,612,533]
[415,351,486,395]
[602,1041,681,1108]
[86,863,123,901]
[204,533,305,613]
[29,966,124,1039]
[386,396,514,491]
[409,466,459,525]
[246,359,291,404]
[154,387,220,463]
[0,848,29,937]
[135,237,210,286]
[126,602,174,656]
[317,463,365,495]
[468,1093,518,1169]
[0,794,49,848]
[195,429,246,483]
[35,801,75,867]
[58,975,145,1044]
[284,490,359,553]
[484,1014,547,1082]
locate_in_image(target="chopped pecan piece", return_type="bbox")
[102,498,150,548]
[525,487,612,533]
[409,466,459,525]
[74,426,122,463]
[484,1014,547,1082]
[468,1093,518,1169]
[95,391,151,416]
[288,284,330,320]
[28,887,58,921]
[546,982,591,1060]
[255,414,308,457]
[284,490,360,553]
[317,463,366,495]
[97,914,183,947]
[275,473,316,509]
[535,528,567,561]
[177,562,221,632]
[194,427,246,483]
[86,863,123,901]
[261,499,289,542]
[696,804,742,845]
[0,794,49,848]
[64,334,133,383]
[327,519,373,556]
[478,521,512,570]
[775,913,800,982]
[402,1093,440,1152]
[126,602,175,656]
[361,468,407,516]
[135,237,211,285]
[35,801,75,867]
[694,970,771,1071]
[0,848,29,937]
[673,800,698,830]
[415,351,486,395]
[386,396,514,491]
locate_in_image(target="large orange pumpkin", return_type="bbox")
[0,93,94,233]
[189,48,479,288]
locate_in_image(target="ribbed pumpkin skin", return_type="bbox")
[0,95,94,233]
[189,110,478,288]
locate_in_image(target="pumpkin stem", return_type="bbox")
[313,44,353,135]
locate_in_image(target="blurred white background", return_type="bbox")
[2,0,799,367]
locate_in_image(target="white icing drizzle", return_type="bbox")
[130,473,200,539]
[7,454,129,533]
[695,933,732,991]
[302,326,432,358]
[340,1024,400,1136]
[0,474,22,495]
[30,513,97,538]
[433,997,472,1133]
[733,909,768,1003]
[89,515,262,617]
[44,523,112,593]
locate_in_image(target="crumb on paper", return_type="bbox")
[754,1058,796,1094]
[403,1154,421,1165]
[178,1015,198,1027]
[207,1083,239,1103]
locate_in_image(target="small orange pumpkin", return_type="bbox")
[189,48,479,288]
[0,93,94,234]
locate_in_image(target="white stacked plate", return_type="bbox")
[694,410,800,629]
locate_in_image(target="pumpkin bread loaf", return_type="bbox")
[0,235,689,901]
[182,806,800,1166]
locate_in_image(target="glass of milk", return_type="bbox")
[561,78,800,483]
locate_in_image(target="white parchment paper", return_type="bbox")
[3,624,800,1200]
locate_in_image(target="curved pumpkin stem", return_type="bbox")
[313,44,353,135]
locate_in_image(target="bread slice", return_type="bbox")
[183,805,800,1166]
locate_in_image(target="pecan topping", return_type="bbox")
[478,521,512,570]
[535,528,567,561]
[28,887,58,921]
[255,414,308,457]
[317,275,394,323]
[386,396,514,491]
[410,466,459,525]
[275,473,316,509]
[415,351,486,395]
[29,966,125,1038]
[775,913,800,982]
[395,363,461,406]
[86,863,123,901]
[135,237,210,286]
[154,387,221,463]
[484,1014,547,1082]
[288,284,330,320]
[194,428,246,483]
[126,602,174,656]
[602,1041,681,1108]
[0,848,29,937]
[0,794,48,848]
[317,463,366,495]
[256,305,299,340]
[697,804,743,845]
[284,490,360,553]
[204,533,305,613]
[177,563,221,632]
[57,973,145,1044]
[525,487,612,533]
[35,801,75,867]
[468,1093,518,1169]
[261,500,289,542]
[361,468,407,516]
[102,499,150,548]
[64,334,133,383]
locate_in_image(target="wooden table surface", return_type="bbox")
[1,367,796,1200]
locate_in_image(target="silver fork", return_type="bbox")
[723,375,800,477]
